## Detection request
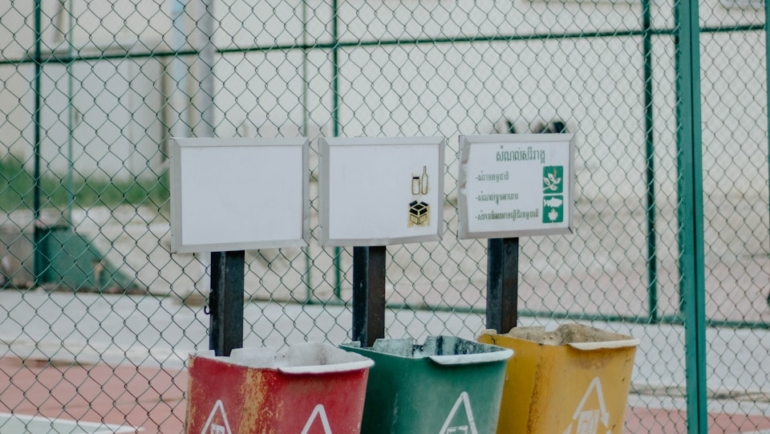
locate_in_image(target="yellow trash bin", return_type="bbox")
[478,324,639,434]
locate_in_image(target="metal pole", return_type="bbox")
[32,0,44,285]
[170,0,190,138]
[66,0,75,225]
[302,0,313,303]
[675,0,708,432]
[642,0,658,323]
[352,246,386,347]
[302,0,309,134]
[196,0,216,137]
[331,0,342,300]
[208,251,245,356]
[195,0,214,301]
[766,0,770,268]
[486,238,519,333]
[674,1,686,317]
[195,0,245,356]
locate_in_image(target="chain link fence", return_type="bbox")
[1,0,769,432]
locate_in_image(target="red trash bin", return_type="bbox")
[184,342,374,434]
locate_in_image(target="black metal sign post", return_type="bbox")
[459,134,574,335]
[209,250,245,356]
[486,237,519,334]
[352,246,387,348]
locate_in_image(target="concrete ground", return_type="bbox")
[1,291,770,433]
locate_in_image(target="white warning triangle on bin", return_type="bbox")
[201,400,233,434]
[438,392,479,434]
[300,404,333,434]
[561,377,611,434]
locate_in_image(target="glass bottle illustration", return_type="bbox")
[409,166,430,227]
[412,176,421,195]
[421,166,429,194]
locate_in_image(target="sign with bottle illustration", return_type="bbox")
[319,137,445,246]
[457,134,575,239]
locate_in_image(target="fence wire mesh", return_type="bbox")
[0,0,769,432]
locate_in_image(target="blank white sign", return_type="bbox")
[170,138,309,253]
[320,137,445,246]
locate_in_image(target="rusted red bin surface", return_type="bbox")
[185,342,373,434]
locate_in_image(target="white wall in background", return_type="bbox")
[0,0,765,197]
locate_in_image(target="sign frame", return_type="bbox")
[319,136,445,247]
[169,137,310,253]
[458,134,576,240]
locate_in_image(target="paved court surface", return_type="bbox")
[1,291,769,433]
[0,357,183,433]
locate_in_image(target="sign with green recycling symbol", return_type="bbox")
[457,134,574,239]
[543,166,565,224]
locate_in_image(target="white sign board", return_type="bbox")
[319,137,445,246]
[458,134,575,239]
[170,138,309,253]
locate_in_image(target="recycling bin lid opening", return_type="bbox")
[479,323,640,351]
[194,341,374,374]
[345,335,512,365]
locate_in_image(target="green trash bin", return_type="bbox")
[342,336,513,434]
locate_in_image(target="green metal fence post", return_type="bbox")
[674,1,684,317]
[302,0,313,303]
[766,0,770,258]
[66,0,75,226]
[32,0,44,286]
[642,0,658,323]
[197,0,215,136]
[331,0,342,300]
[675,1,708,433]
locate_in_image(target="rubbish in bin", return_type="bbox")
[342,335,513,434]
[478,324,639,434]
[185,342,374,434]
